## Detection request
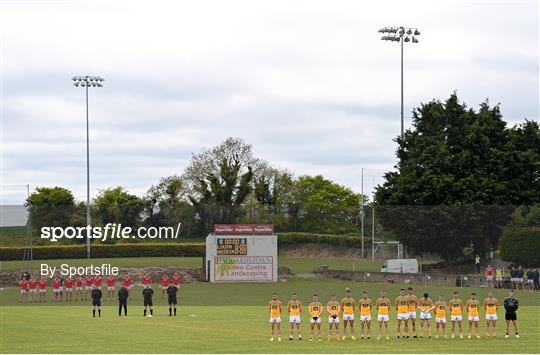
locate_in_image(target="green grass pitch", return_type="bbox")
[1,277,538,353]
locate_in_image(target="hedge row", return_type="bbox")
[277,232,372,249]
[0,243,205,261]
[499,227,540,265]
[0,233,370,261]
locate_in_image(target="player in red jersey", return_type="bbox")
[85,276,94,300]
[52,277,62,302]
[64,277,74,301]
[75,276,84,301]
[106,276,116,300]
[122,274,133,295]
[28,277,38,303]
[161,274,170,299]
[19,279,29,303]
[94,276,103,289]
[172,273,181,289]
[38,277,47,303]
[143,274,152,287]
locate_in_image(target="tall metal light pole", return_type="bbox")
[72,75,104,259]
[378,27,420,138]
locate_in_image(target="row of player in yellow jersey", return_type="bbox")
[267,287,508,342]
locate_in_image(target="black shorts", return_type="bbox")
[92,300,101,307]
[168,298,177,305]
[144,300,153,307]
[505,313,517,321]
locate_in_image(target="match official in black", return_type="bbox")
[118,286,129,316]
[166,284,178,316]
[503,290,519,338]
[142,285,154,317]
[91,285,102,318]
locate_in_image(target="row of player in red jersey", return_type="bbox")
[18,273,182,303]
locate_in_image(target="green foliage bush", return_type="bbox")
[0,243,205,261]
[278,232,371,249]
[0,233,370,261]
[499,227,540,265]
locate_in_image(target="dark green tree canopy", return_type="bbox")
[376,93,539,261]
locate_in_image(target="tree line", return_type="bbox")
[26,94,539,263]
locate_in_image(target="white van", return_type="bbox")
[381,259,419,274]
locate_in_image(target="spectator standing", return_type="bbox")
[495,267,503,289]
[485,265,494,289]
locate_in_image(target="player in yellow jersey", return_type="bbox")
[376,290,391,340]
[308,294,323,341]
[341,289,356,340]
[433,295,448,338]
[327,295,341,341]
[466,292,481,338]
[395,289,409,338]
[287,293,302,340]
[483,291,499,338]
[418,292,434,338]
[407,287,419,338]
[268,293,282,341]
[449,291,464,338]
[359,291,372,339]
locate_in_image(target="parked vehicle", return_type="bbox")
[381,259,419,274]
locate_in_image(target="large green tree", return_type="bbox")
[93,187,144,231]
[375,93,539,262]
[26,186,78,235]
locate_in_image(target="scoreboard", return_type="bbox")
[216,238,248,255]
[205,224,277,282]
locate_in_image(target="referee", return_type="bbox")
[118,286,129,316]
[503,290,519,338]
[91,285,102,318]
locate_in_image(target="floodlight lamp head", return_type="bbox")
[406,29,412,35]
[404,36,410,42]
[414,29,420,36]
[412,37,419,43]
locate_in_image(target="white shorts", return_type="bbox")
[107,286,115,291]
[310,317,322,324]
[289,315,301,324]
[468,315,479,322]
[85,286,92,290]
[528,279,534,284]
[511,278,517,282]
[377,315,389,322]
[486,275,493,281]
[408,311,416,319]
[53,288,60,293]
[20,289,27,293]
[518,278,524,282]
[76,286,82,291]
[496,277,503,281]
[162,285,169,289]
[124,285,132,289]
[485,314,497,321]
[360,315,372,322]
[343,314,355,321]
[328,316,340,324]
[419,311,432,320]
[29,289,37,293]
[397,313,410,320]
[435,317,446,324]
[269,317,281,324]
[39,289,46,293]
[65,287,72,292]
[451,315,463,321]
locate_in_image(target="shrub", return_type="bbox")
[0,243,204,261]
[499,227,540,265]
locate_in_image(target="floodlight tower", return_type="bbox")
[72,75,105,259]
[378,27,420,138]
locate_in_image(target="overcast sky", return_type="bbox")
[1,0,538,205]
